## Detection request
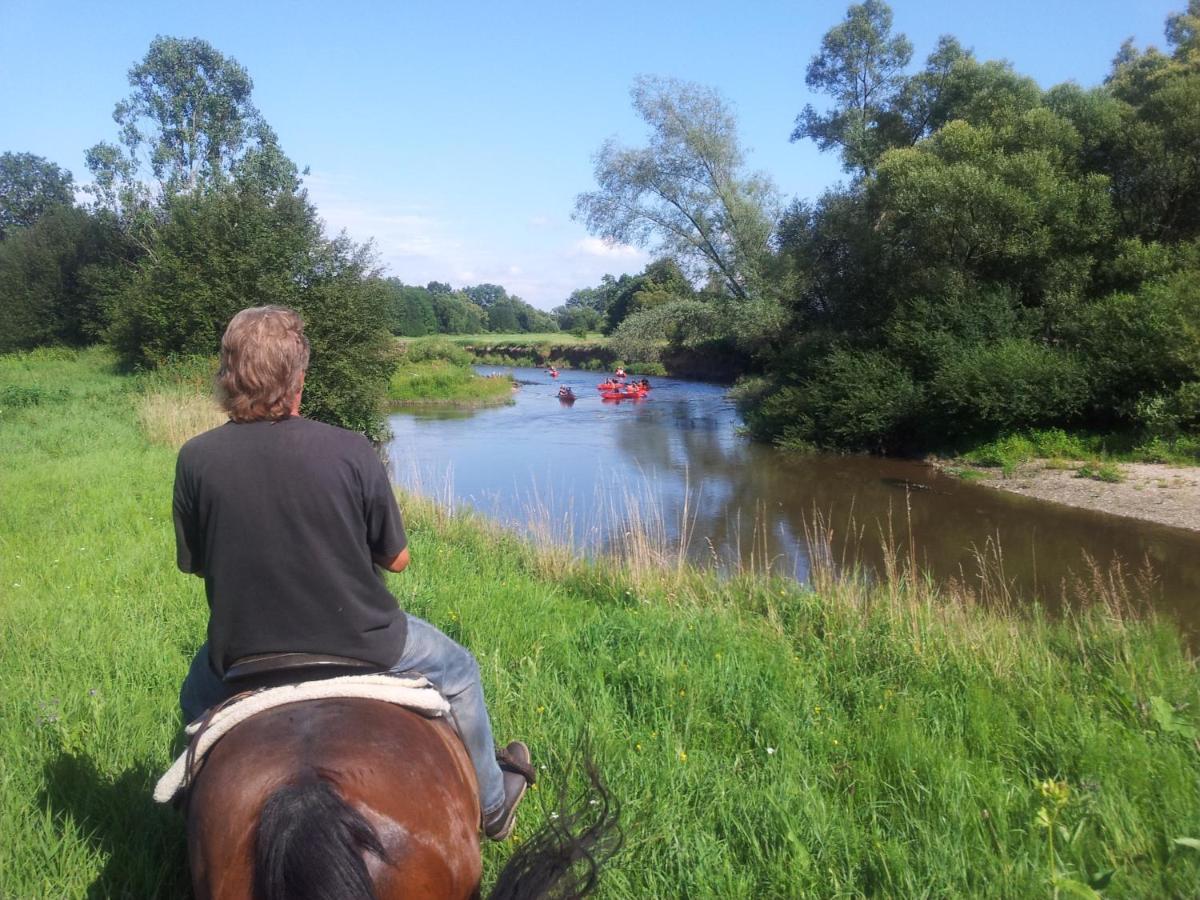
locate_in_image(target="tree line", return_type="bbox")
[572,1,1200,454]
[383,280,557,337]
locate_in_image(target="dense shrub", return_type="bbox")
[884,287,1025,379]
[1074,272,1200,419]
[929,339,1090,435]
[402,338,473,367]
[797,349,920,449]
[746,349,921,450]
[0,206,129,352]
[1135,381,1200,438]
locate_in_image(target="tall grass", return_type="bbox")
[137,390,226,448]
[961,427,1200,472]
[3,348,1200,898]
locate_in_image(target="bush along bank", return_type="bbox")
[3,348,1200,897]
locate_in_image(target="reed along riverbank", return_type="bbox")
[3,347,1199,898]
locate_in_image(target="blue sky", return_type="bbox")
[0,0,1181,309]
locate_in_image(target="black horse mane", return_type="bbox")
[254,774,387,900]
[488,757,623,900]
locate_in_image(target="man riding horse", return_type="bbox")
[173,305,530,841]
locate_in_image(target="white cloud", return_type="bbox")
[305,173,458,262]
[301,169,647,308]
[573,237,644,259]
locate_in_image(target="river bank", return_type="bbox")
[4,347,1200,897]
[944,460,1200,533]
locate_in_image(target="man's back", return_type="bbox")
[173,416,408,677]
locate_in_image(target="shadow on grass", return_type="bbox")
[40,749,191,899]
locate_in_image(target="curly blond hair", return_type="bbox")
[216,306,310,422]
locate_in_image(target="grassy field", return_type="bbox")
[3,348,1200,897]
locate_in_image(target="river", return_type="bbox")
[387,367,1200,636]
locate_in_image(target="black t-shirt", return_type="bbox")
[172,417,408,677]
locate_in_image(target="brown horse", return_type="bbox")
[185,697,618,900]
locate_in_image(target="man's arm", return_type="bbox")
[173,452,206,575]
[374,547,410,573]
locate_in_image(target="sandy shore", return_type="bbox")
[953,461,1200,532]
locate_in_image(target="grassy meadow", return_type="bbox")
[3,348,1200,898]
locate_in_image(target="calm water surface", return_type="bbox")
[388,367,1200,635]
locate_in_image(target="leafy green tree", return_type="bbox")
[575,76,779,302]
[604,258,693,332]
[380,280,438,336]
[87,36,283,197]
[88,36,392,436]
[553,280,616,332]
[429,290,487,333]
[1166,0,1200,59]
[1072,271,1200,421]
[929,340,1090,435]
[462,283,508,309]
[85,36,295,257]
[0,153,75,239]
[871,114,1114,306]
[515,302,558,333]
[609,298,727,365]
[485,297,520,332]
[553,298,603,334]
[791,0,912,177]
[0,206,128,350]
[752,348,920,451]
[1097,25,1200,242]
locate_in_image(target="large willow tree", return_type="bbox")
[574,76,779,304]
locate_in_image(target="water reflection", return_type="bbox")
[388,367,1200,635]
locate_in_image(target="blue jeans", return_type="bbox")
[179,614,507,818]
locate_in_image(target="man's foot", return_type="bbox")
[485,741,534,841]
